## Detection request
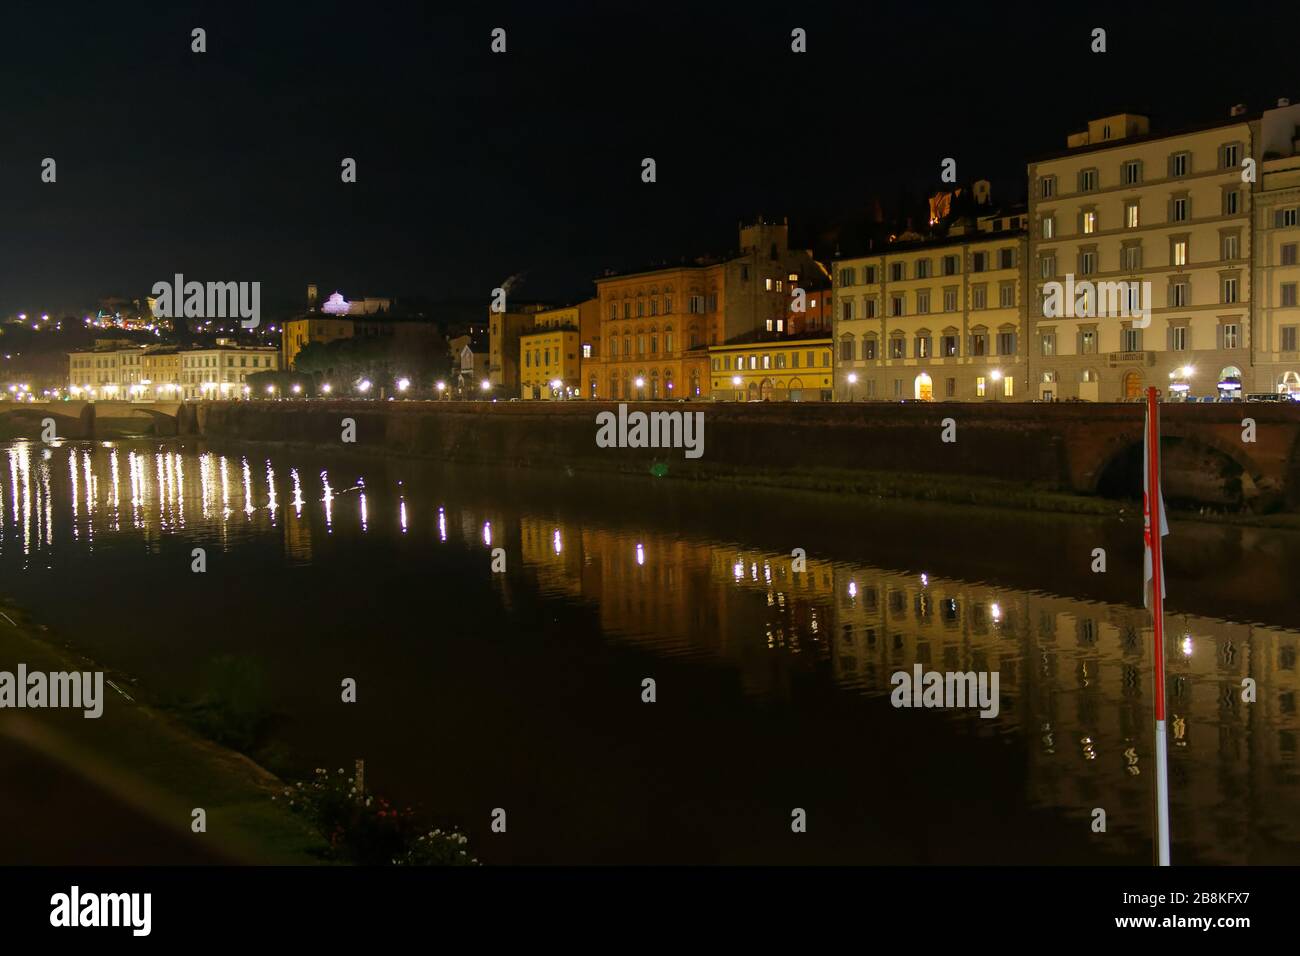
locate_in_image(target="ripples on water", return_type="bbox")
[2,438,1297,864]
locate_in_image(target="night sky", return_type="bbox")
[2,1,1298,316]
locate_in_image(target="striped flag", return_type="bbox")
[1142,402,1168,610]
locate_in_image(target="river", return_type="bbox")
[2,437,1298,864]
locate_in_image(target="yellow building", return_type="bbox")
[281,316,353,369]
[141,347,183,399]
[707,336,834,401]
[519,305,581,399]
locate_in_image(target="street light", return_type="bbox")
[358,379,372,394]
[396,377,410,393]
[291,383,302,395]
[435,381,446,397]
[731,375,743,401]
[479,379,491,393]
[847,372,858,402]
[321,383,332,394]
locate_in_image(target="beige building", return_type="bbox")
[1026,107,1300,401]
[180,343,280,400]
[488,302,548,395]
[833,209,1029,401]
[1253,105,1300,396]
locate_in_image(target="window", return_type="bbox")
[891,295,905,317]
[1039,176,1056,198]
[1121,160,1141,185]
[1172,197,1188,222]
[971,286,987,309]
[1040,332,1056,356]
[841,300,854,322]
[1125,201,1140,229]
[1080,330,1096,354]
[941,334,959,357]
[1171,281,1189,307]
[864,265,877,284]
[840,339,855,361]
[1171,326,1188,351]
[916,290,930,314]
[1222,234,1240,260]
[623,302,632,319]
[889,337,905,359]
[943,288,957,312]
[1039,254,1056,279]
[1282,326,1298,351]
[1082,210,1098,234]
[1080,251,1097,275]
[1224,190,1240,216]
[1276,208,1299,228]
[915,259,930,279]
[863,339,877,360]
[1122,327,1142,352]
[998,248,1015,269]
[1171,152,1189,178]
[1283,244,1298,266]
[1282,283,1298,308]
[1041,216,1055,240]
[865,299,878,319]
[945,378,956,398]
[915,335,931,359]
[1172,239,1188,266]
[1223,276,1239,304]
[999,284,1015,308]
[1122,244,1142,271]
[1221,143,1240,168]
[996,331,1016,356]
[1002,376,1014,398]
[976,376,986,397]
[1079,169,1098,192]
[972,251,988,272]
[890,262,905,282]
[970,332,987,356]
[942,255,960,276]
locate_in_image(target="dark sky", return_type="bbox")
[2,0,1298,316]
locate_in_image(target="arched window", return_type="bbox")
[650,327,658,355]
[664,326,673,354]
[664,369,674,395]
[650,370,660,399]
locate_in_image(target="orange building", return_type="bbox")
[592,219,815,400]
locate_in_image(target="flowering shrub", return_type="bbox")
[275,768,478,866]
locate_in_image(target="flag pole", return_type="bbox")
[1146,386,1171,866]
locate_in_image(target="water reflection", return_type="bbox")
[1,438,1296,864]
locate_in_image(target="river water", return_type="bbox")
[2,437,1298,864]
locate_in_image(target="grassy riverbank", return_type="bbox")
[0,599,329,865]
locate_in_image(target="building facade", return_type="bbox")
[707,336,834,401]
[1028,111,1263,401]
[834,212,1029,402]
[488,303,548,395]
[593,219,815,401]
[180,344,280,400]
[1253,105,1300,396]
[520,304,580,399]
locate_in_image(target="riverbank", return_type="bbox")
[0,599,328,865]
[187,399,1300,516]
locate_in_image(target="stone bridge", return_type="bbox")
[0,401,185,439]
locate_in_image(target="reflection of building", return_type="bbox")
[834,206,1028,401]
[707,335,834,401]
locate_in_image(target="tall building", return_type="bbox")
[593,219,815,400]
[1027,109,1281,401]
[1252,101,1300,397]
[488,302,548,394]
[833,207,1029,401]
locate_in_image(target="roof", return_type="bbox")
[1029,114,1255,164]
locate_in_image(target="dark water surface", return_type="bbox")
[2,437,1298,864]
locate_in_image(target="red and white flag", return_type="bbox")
[1142,402,1168,610]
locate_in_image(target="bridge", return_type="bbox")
[0,401,185,439]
